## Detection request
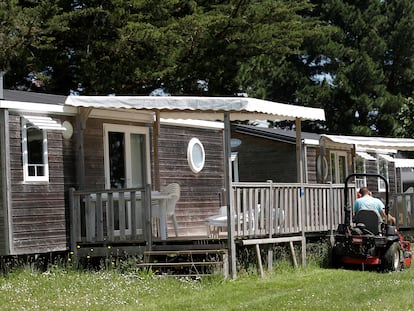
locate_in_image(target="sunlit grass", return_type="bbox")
[1,263,414,310]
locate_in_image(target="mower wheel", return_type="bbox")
[381,242,401,272]
[330,246,342,268]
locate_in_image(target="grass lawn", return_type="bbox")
[1,262,414,311]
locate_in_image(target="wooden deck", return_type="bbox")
[69,182,356,258]
[73,183,414,276]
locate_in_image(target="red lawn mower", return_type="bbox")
[331,173,412,271]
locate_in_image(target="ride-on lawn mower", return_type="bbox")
[332,173,412,271]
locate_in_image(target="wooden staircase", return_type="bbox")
[138,247,228,277]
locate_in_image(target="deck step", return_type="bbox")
[142,248,228,277]
[144,249,227,256]
[137,261,223,267]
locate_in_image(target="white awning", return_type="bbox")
[23,115,66,131]
[321,134,414,151]
[394,159,414,168]
[356,151,376,161]
[65,96,325,122]
[378,154,394,162]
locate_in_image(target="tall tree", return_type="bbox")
[1,0,325,97]
[302,0,392,135]
[0,0,65,91]
[297,0,414,136]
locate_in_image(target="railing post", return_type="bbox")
[107,192,114,241]
[299,185,306,266]
[224,112,236,279]
[130,191,137,239]
[68,187,80,266]
[144,184,152,250]
[267,180,274,238]
[328,183,334,246]
[96,193,103,241]
[69,188,77,253]
[267,180,274,272]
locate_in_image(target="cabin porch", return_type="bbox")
[68,181,360,275]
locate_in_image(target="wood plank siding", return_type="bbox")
[0,110,9,254]
[8,113,69,255]
[157,125,225,236]
[231,132,297,183]
[305,146,317,184]
[82,118,106,190]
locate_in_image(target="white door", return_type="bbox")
[103,124,151,234]
[330,151,348,184]
[104,124,150,189]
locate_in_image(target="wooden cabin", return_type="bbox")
[0,90,228,256]
[1,89,333,277]
[8,92,414,275]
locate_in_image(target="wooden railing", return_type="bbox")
[69,185,151,251]
[231,182,356,238]
[69,182,358,250]
[390,193,414,229]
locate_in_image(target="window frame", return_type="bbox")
[22,118,49,182]
[103,123,151,189]
[354,156,367,190]
[377,157,389,192]
[330,150,348,184]
[187,137,205,174]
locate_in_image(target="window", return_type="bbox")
[187,138,205,173]
[22,119,49,182]
[378,158,389,192]
[231,152,239,182]
[354,156,366,190]
[330,151,347,184]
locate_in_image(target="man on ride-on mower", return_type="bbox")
[354,187,396,224]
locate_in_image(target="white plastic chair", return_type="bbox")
[152,183,180,237]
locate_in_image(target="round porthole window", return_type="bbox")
[316,155,328,182]
[187,138,205,173]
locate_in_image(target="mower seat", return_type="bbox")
[354,209,382,235]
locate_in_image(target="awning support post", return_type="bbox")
[224,112,236,279]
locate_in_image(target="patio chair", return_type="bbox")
[152,183,180,237]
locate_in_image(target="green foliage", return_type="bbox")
[3,0,414,134]
[301,0,414,136]
[397,97,414,137]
